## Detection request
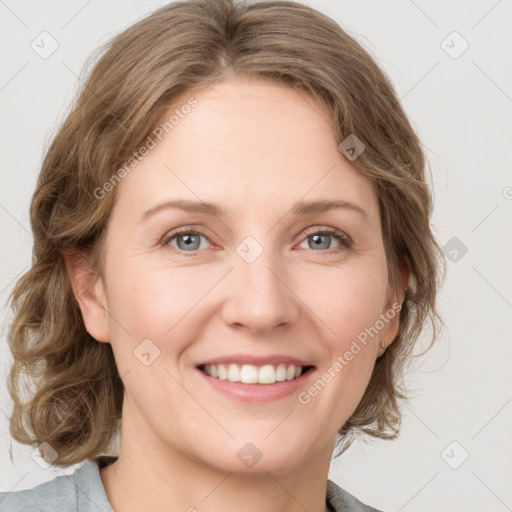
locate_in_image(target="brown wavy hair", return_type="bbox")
[5,0,444,467]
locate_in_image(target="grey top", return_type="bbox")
[0,456,384,511]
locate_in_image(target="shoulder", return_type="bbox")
[326,479,386,512]
[0,457,115,512]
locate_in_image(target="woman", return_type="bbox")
[0,0,443,510]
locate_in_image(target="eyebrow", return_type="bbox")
[140,198,369,222]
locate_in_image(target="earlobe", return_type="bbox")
[63,251,111,343]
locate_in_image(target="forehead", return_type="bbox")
[112,77,379,225]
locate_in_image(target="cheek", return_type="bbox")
[104,261,223,380]
[103,265,202,406]
[107,260,209,337]
[297,260,388,348]
[297,267,385,428]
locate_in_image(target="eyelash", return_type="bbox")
[160,226,352,256]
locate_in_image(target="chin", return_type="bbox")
[196,433,318,476]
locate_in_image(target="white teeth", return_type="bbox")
[275,363,287,382]
[240,364,258,384]
[227,363,241,382]
[218,364,227,380]
[201,363,306,384]
[258,364,277,384]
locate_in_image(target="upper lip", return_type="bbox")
[196,354,314,367]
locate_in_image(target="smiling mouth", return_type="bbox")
[198,363,314,385]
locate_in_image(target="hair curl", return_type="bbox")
[5,0,444,467]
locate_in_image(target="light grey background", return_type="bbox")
[1,1,511,511]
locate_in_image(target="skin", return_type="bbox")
[66,76,405,512]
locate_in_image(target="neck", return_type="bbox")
[100,404,334,512]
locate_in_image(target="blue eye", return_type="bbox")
[163,229,210,253]
[161,226,351,255]
[299,229,351,252]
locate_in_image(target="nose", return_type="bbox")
[221,242,300,334]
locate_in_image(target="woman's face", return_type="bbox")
[78,77,402,474]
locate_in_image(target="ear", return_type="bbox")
[63,251,111,343]
[379,259,410,349]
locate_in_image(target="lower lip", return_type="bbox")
[196,368,314,403]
